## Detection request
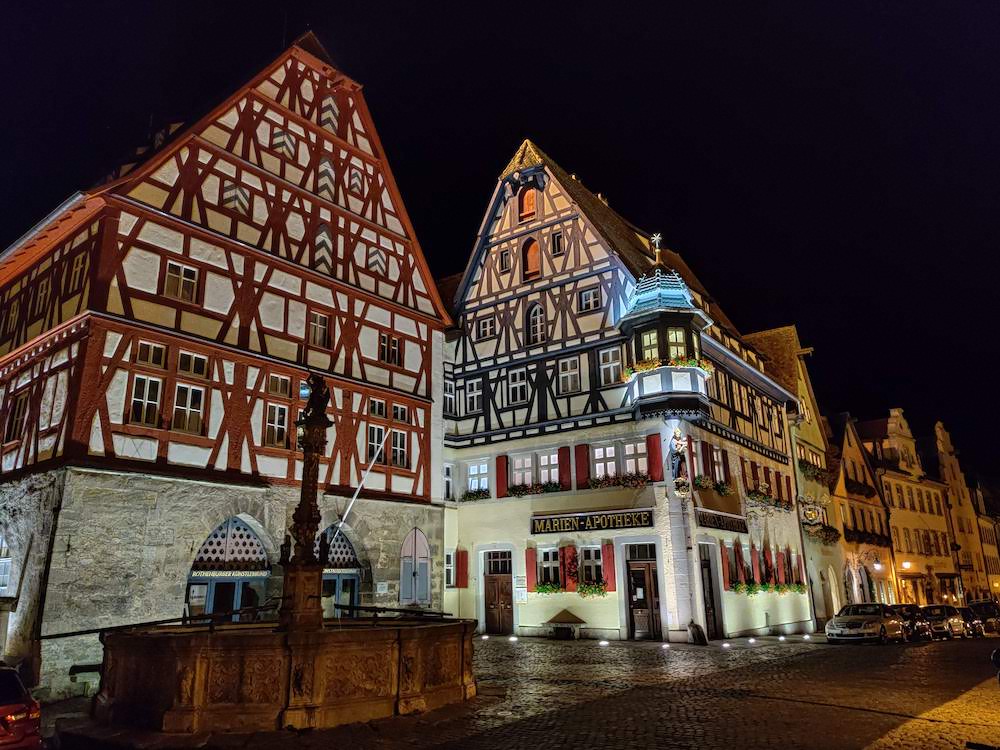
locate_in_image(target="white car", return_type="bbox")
[825,603,905,644]
[920,605,966,640]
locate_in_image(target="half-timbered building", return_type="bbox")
[440,141,811,643]
[0,33,450,698]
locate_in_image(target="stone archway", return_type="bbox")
[316,513,375,604]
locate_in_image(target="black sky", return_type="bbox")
[2,2,997,475]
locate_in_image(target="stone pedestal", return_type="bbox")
[279,563,324,632]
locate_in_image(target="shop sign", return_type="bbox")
[530,508,653,535]
[695,509,749,534]
[189,569,270,578]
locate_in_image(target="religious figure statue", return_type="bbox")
[279,534,292,565]
[668,428,687,480]
[317,531,330,568]
[300,373,332,427]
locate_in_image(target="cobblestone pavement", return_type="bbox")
[56,636,1000,749]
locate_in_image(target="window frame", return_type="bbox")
[580,546,603,585]
[390,429,408,469]
[177,350,209,378]
[3,391,29,444]
[667,326,687,360]
[308,310,331,348]
[136,341,167,368]
[508,367,528,405]
[378,332,402,366]
[467,461,489,491]
[172,382,205,434]
[129,374,162,428]
[522,238,541,280]
[465,379,483,414]
[264,402,289,448]
[551,231,564,256]
[598,347,622,386]
[538,547,560,586]
[476,316,497,340]
[527,304,546,346]
[443,381,456,416]
[593,444,617,479]
[164,260,199,303]
[577,287,601,313]
[558,357,581,395]
[640,329,659,361]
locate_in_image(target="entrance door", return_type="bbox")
[322,573,361,618]
[699,545,721,640]
[483,550,513,635]
[625,544,661,640]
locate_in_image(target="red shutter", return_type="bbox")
[721,450,732,484]
[700,441,713,480]
[558,446,572,490]
[763,467,772,493]
[574,444,590,489]
[602,542,616,592]
[525,547,537,592]
[559,545,578,592]
[496,455,509,498]
[740,457,749,491]
[798,552,806,585]
[786,475,793,504]
[734,540,746,584]
[455,549,469,589]
[776,551,786,584]
[720,544,731,590]
[751,542,761,584]
[687,437,696,477]
[646,433,663,482]
[775,472,783,501]
[751,461,760,488]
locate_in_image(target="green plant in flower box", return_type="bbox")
[774,583,789,594]
[577,580,608,598]
[540,481,562,493]
[460,488,490,502]
[744,582,760,597]
[535,582,563,594]
[714,481,734,496]
[730,581,746,594]
[758,582,773,594]
[792,583,807,594]
[693,474,714,490]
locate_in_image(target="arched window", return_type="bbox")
[518,186,536,221]
[522,239,540,280]
[0,535,10,590]
[400,527,431,606]
[526,304,546,346]
[317,525,362,618]
[187,517,270,622]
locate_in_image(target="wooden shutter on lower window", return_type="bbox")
[646,433,663,482]
[720,544,731,590]
[558,446,572,490]
[559,545,578,592]
[574,445,590,489]
[776,550,786,584]
[721,450,732,484]
[740,457,749,491]
[496,455,509,498]
[525,547,537,592]
[775,471,783,501]
[786,475,793,504]
[456,549,469,588]
[601,542,616,591]
[751,461,760,487]
[750,542,761,584]
[700,441,713,479]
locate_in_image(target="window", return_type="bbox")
[467,461,489,491]
[267,374,291,397]
[265,403,288,447]
[34,277,50,316]
[523,239,541,280]
[444,464,454,500]
[539,548,560,585]
[578,288,600,313]
[0,537,9,590]
[400,528,431,605]
[711,445,725,483]
[392,404,409,423]
[508,368,528,404]
[136,341,166,367]
[477,317,497,340]
[165,261,198,302]
[518,187,537,221]
[3,392,28,443]
[667,327,687,359]
[797,444,806,461]
[308,312,330,348]
[445,550,455,588]
[466,379,483,413]
[391,430,408,468]
[130,375,161,427]
[527,304,545,345]
[551,232,563,256]
[934,495,942,515]
[369,398,386,418]
[641,330,658,361]
[172,384,204,433]
[599,347,622,386]
[892,526,901,551]
[593,445,617,478]
[624,441,647,474]
[895,485,904,507]
[443,381,455,416]
[580,547,603,584]
[917,490,926,514]
[903,528,912,553]
[177,351,208,378]
[68,253,87,291]
[558,358,580,394]
[366,424,385,464]
[539,451,559,483]
[379,333,401,365]
[486,550,512,575]
[499,249,511,272]
[512,455,533,485]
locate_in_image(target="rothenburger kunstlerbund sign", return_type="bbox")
[530,508,654,535]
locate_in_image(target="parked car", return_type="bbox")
[0,667,41,749]
[958,607,986,638]
[921,605,966,639]
[889,604,933,642]
[825,603,906,644]
[969,600,1000,634]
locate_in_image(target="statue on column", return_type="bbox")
[669,427,687,480]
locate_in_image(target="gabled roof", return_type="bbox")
[742,325,802,396]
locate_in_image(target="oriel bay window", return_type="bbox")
[172,384,204,433]
[264,403,288,447]
[539,548,560,586]
[580,547,603,584]
[667,327,686,360]
[130,375,161,427]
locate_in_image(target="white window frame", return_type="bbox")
[379,333,401,366]
[136,341,167,367]
[512,454,533,486]
[578,288,601,313]
[165,261,198,303]
[369,398,386,418]
[539,451,559,483]
[443,381,456,416]
[392,404,409,423]
[466,379,483,413]
[308,311,330,348]
[178,350,208,378]
[172,383,205,434]
[539,548,560,586]
[599,347,621,386]
[445,549,456,588]
[391,429,408,468]
[527,305,546,345]
[667,326,686,359]
[444,464,454,500]
[711,445,725,483]
[130,375,162,427]
[467,461,489,491]
[477,317,497,340]
[267,374,291,397]
[265,402,288,447]
[368,424,386,464]
[624,440,648,474]
[593,444,617,478]
[508,367,528,404]
[580,546,603,585]
[558,357,581,394]
[0,536,10,590]
[641,330,658,361]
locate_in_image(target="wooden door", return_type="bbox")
[699,545,721,640]
[484,574,513,634]
[627,562,661,640]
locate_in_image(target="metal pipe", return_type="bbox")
[331,432,389,543]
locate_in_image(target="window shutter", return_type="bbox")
[417,560,430,603]
[574,444,590,489]
[646,433,663,482]
[763,467,772,493]
[525,547,537,592]
[775,472,783,501]
[751,461,760,487]
[400,558,414,603]
[560,545,578,592]
[763,546,774,584]
[740,457,749,491]
[750,542,761,584]
[558,446,572,490]
[700,441,713,479]
[601,542,616,592]
[720,544,731,590]
[734,540,746,584]
[496,455,509,498]
[456,549,469,589]
[786,475,793,504]
[776,550,786,584]
[721,450,732,484]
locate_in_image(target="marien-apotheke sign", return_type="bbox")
[530,509,654,535]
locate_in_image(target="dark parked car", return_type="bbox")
[0,667,41,749]
[958,606,986,638]
[921,605,966,639]
[969,601,1000,633]
[890,604,932,642]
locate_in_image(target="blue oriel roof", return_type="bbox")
[624,265,696,317]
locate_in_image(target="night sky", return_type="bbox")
[2,3,997,476]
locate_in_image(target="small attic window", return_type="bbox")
[518,186,536,221]
[522,239,540,281]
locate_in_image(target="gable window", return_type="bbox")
[580,547,603,584]
[466,379,483,413]
[624,440,648,474]
[667,327,687,360]
[512,455,533,485]
[393,404,409,423]
[399,528,431,605]
[0,535,9,590]
[499,248,512,272]
[578,288,601,313]
[367,424,386,464]
[130,375,161,427]
[558,358,581,394]
[165,261,198,303]
[379,333,401,366]
[538,548,560,586]
[522,239,541,280]
[443,381,455,416]
[477,317,497,340]
[369,398,386,418]
[527,304,546,345]
[641,330,659,361]
[444,464,454,500]
[593,445,617,478]
[267,374,291,397]
[551,232,564,256]
[599,347,622,386]
[391,429,408,468]
[508,368,528,404]
[265,403,288,447]
[308,312,330,348]
[467,461,489,491]
[518,186,537,221]
[3,392,28,443]
[136,341,167,368]
[172,384,204,434]
[539,451,559,483]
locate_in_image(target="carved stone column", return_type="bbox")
[280,374,332,632]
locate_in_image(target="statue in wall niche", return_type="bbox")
[279,534,292,565]
[668,428,687,480]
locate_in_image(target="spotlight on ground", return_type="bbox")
[803,634,811,640]
[748,638,756,644]
[481,635,489,640]
[661,644,670,649]
[599,640,609,646]
[722,642,731,648]
[779,636,786,641]
[508,636,518,642]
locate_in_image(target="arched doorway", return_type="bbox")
[316,525,362,618]
[186,517,270,622]
[400,527,431,606]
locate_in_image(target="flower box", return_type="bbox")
[460,488,490,502]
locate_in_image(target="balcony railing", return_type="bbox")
[843,527,891,547]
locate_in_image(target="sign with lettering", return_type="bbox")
[695,509,749,534]
[530,509,654,535]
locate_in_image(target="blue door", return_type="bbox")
[321,573,360,618]
[186,576,269,622]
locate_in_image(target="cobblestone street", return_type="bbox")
[56,635,1000,749]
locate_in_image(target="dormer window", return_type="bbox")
[522,239,540,281]
[527,304,546,346]
[518,186,536,221]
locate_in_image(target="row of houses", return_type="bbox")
[0,35,993,699]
